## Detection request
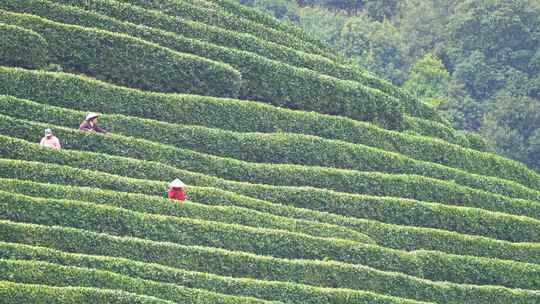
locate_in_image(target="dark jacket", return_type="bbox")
[79,120,107,133]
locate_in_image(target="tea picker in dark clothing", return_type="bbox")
[80,113,107,133]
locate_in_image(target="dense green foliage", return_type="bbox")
[0,242,431,304]
[0,10,241,97]
[17,189,529,286]
[403,53,451,108]
[0,191,399,270]
[2,160,539,265]
[0,178,373,244]
[483,94,540,172]
[1,220,539,304]
[200,0,337,51]
[250,0,540,171]
[0,280,176,304]
[0,259,280,304]
[4,67,540,189]
[121,0,445,121]
[1,0,539,301]
[5,95,540,205]
[0,0,408,128]
[0,24,48,69]
[35,0,441,124]
[3,122,540,224]
[1,1,428,129]
[117,0,329,57]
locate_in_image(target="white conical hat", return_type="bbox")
[85,113,99,121]
[169,178,185,188]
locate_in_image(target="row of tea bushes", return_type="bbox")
[0,259,278,304]
[2,132,540,244]
[0,241,430,304]
[41,0,432,124]
[118,0,329,57]
[0,10,241,97]
[0,179,372,244]
[2,116,539,222]
[122,0,441,121]
[1,0,407,128]
[3,95,538,204]
[0,24,48,69]
[0,190,423,277]
[1,220,539,303]
[1,159,537,264]
[0,280,174,304]
[3,67,537,190]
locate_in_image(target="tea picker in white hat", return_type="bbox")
[39,128,61,150]
[168,178,186,201]
[79,112,107,133]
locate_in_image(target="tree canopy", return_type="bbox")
[241,0,540,172]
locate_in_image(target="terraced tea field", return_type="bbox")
[0,0,539,303]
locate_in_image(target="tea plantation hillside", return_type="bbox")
[0,0,539,303]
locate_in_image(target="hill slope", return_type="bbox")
[0,0,539,303]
